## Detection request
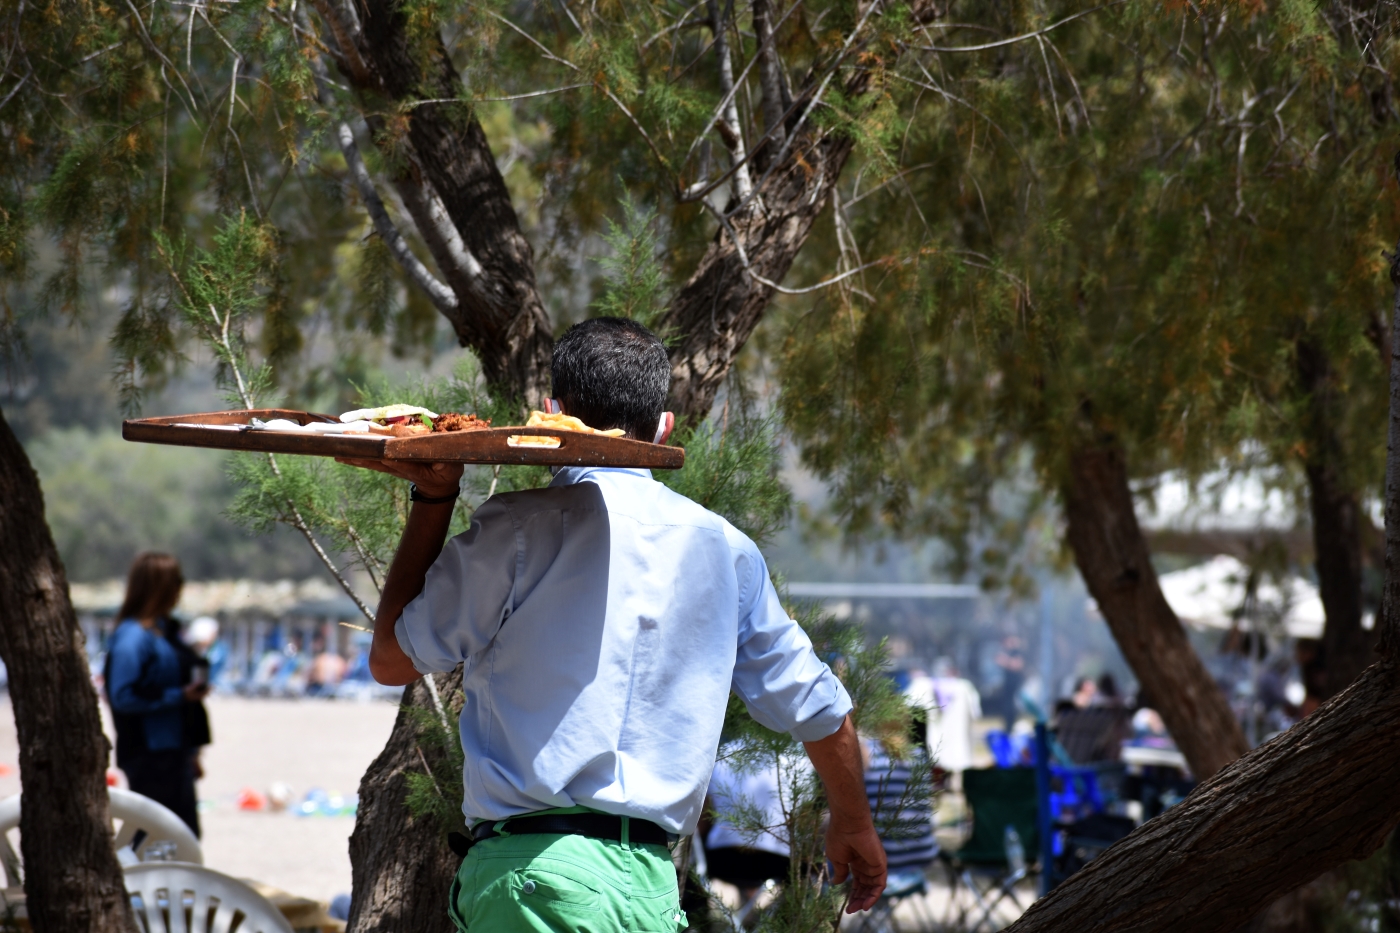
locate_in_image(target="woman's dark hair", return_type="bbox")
[551,317,669,439]
[118,552,185,621]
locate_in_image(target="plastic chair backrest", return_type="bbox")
[110,788,204,865]
[124,862,294,933]
[957,767,1039,866]
[0,788,203,887]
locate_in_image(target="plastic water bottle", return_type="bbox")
[1004,825,1026,875]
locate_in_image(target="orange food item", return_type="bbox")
[433,412,492,432]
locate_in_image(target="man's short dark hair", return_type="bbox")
[551,317,670,439]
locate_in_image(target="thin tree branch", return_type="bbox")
[336,121,460,314]
[677,0,806,179]
[753,0,787,142]
[705,199,894,294]
[401,83,589,107]
[121,0,200,121]
[845,161,936,205]
[197,297,380,626]
[0,69,28,112]
[307,0,370,83]
[474,6,578,70]
[706,0,754,200]
[471,6,670,169]
[388,150,484,281]
[720,0,878,220]
[915,2,1125,53]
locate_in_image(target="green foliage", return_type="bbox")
[154,212,281,409]
[401,704,470,838]
[778,2,1399,586]
[659,411,792,546]
[707,601,925,931]
[25,426,320,581]
[592,195,671,335]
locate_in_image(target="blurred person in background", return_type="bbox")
[989,634,1026,725]
[165,616,215,780]
[307,636,348,696]
[702,754,793,910]
[1094,673,1122,708]
[105,552,208,836]
[920,657,980,790]
[1071,676,1098,709]
[186,615,228,686]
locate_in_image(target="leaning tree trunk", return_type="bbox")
[1297,337,1378,699]
[347,671,465,933]
[1005,659,1400,933]
[0,409,134,933]
[1063,443,1251,779]
[1006,213,1400,933]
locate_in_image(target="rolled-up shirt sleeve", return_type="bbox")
[729,543,853,742]
[396,497,521,674]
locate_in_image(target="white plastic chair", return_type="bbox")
[124,862,294,933]
[0,787,203,886]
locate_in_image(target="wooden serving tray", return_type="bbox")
[122,409,686,469]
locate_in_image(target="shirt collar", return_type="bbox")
[550,465,654,486]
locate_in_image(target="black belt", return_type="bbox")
[470,812,672,847]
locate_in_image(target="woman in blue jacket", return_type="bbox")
[105,552,208,836]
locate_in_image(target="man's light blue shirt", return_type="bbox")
[395,466,852,835]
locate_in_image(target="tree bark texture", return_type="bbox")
[1063,444,1251,779]
[347,671,465,933]
[0,409,135,933]
[317,0,554,404]
[1005,659,1400,933]
[661,127,857,422]
[1297,337,1378,698]
[660,29,905,422]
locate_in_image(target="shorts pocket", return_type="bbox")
[513,864,603,913]
[631,886,686,932]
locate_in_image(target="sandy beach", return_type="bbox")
[0,693,400,904]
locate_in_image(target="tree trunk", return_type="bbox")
[1007,168,1400,933]
[661,127,857,422]
[347,671,465,933]
[315,0,555,404]
[1297,337,1378,699]
[0,409,134,933]
[1063,443,1251,779]
[1005,659,1400,933]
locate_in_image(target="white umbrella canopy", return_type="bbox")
[1156,555,1326,640]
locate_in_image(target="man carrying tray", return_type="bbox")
[341,317,886,931]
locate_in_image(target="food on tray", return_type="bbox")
[248,418,382,435]
[339,403,438,426]
[506,410,624,448]
[524,410,626,437]
[433,412,491,433]
[337,404,493,437]
[507,435,562,449]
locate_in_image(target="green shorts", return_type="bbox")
[449,809,688,933]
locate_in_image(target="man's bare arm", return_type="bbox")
[335,457,463,686]
[803,714,888,913]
